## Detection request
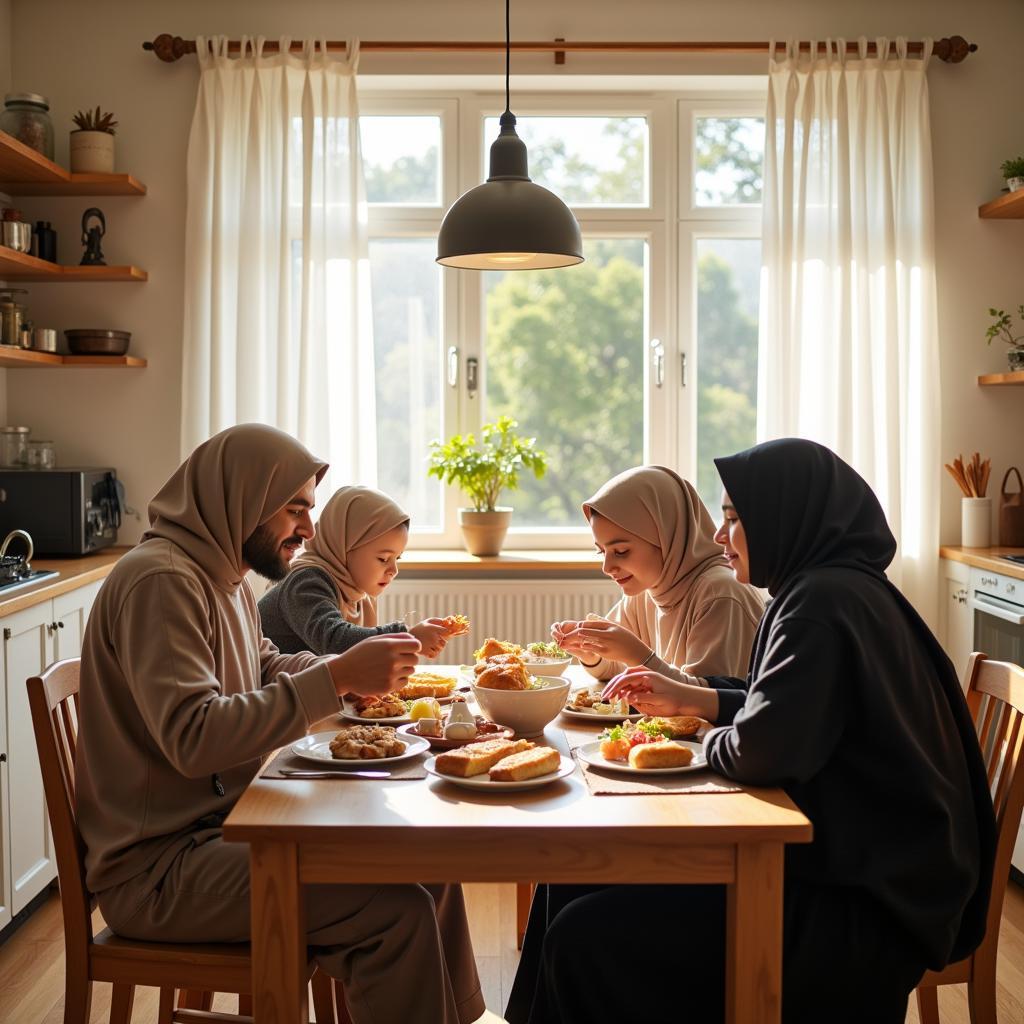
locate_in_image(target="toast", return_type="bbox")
[628,742,695,770]
[434,738,534,777]
[489,746,560,782]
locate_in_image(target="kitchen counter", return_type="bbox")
[940,545,1024,581]
[0,547,126,617]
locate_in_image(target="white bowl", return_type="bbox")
[519,655,573,676]
[470,675,571,736]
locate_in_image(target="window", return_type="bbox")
[359,90,764,545]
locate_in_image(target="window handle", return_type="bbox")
[466,356,478,398]
[681,352,688,388]
[447,346,459,388]
[650,338,665,388]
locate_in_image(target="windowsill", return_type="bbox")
[398,548,605,577]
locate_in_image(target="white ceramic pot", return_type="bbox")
[961,497,992,548]
[69,130,114,173]
[1007,177,1024,193]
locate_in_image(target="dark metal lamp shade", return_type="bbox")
[437,112,583,271]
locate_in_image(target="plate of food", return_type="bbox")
[518,641,573,675]
[561,685,644,722]
[395,672,466,703]
[341,694,415,725]
[577,737,704,774]
[292,726,430,766]
[423,738,576,791]
[397,718,515,750]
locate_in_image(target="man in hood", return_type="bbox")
[75,423,484,1024]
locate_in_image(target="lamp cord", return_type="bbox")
[504,0,511,116]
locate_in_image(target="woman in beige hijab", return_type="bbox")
[553,465,764,681]
[259,485,452,658]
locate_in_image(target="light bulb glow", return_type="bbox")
[486,252,538,264]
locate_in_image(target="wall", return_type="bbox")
[4,0,1024,545]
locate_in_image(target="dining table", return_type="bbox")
[223,665,812,1024]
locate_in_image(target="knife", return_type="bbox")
[279,768,391,779]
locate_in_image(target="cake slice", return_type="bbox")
[489,746,561,782]
[434,738,534,777]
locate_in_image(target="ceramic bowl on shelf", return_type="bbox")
[64,329,130,355]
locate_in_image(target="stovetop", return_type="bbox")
[0,569,59,595]
[1002,555,1024,566]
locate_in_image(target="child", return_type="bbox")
[259,485,451,658]
[552,465,763,682]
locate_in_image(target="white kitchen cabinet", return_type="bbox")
[939,558,973,685]
[0,580,100,918]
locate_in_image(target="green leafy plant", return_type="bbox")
[427,416,548,512]
[986,307,1024,348]
[72,107,118,135]
[1001,157,1024,180]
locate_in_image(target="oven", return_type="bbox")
[969,567,1024,875]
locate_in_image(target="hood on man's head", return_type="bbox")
[144,424,328,588]
[714,438,896,594]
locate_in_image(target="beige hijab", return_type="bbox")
[289,486,410,626]
[144,423,328,590]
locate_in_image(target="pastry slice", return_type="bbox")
[628,742,695,770]
[488,746,560,782]
[434,738,534,777]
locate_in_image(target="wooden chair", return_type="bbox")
[27,658,340,1024]
[516,883,535,949]
[915,652,1024,1023]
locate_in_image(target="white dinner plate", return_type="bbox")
[291,730,430,767]
[340,700,412,725]
[575,739,707,775]
[561,702,645,723]
[424,753,576,792]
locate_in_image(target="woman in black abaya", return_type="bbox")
[507,438,995,1024]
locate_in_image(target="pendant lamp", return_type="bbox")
[436,0,583,270]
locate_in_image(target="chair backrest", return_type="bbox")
[26,658,94,971]
[963,652,1024,959]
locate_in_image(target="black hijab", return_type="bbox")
[714,438,995,964]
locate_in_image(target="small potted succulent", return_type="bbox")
[427,415,548,556]
[1001,157,1024,193]
[70,107,117,174]
[985,306,1024,372]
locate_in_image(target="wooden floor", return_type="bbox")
[1,881,1022,1023]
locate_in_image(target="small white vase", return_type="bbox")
[961,497,992,548]
[69,130,114,173]
[1007,176,1024,193]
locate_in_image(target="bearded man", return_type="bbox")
[75,424,484,1024]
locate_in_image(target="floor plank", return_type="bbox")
[1,880,1021,1023]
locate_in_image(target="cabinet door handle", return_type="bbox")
[0,753,6,763]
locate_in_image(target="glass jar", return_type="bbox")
[0,93,54,159]
[0,426,29,467]
[25,439,55,470]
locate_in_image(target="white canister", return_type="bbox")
[961,497,992,548]
[69,130,114,173]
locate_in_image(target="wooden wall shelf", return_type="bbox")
[0,347,145,369]
[978,191,1024,219]
[978,370,1024,386]
[0,130,146,195]
[0,247,146,281]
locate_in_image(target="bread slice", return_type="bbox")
[434,738,534,777]
[628,742,695,770]
[489,746,561,782]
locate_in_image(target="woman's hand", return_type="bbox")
[602,667,719,721]
[558,616,651,666]
[409,618,449,659]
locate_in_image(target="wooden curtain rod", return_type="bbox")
[143,34,977,65]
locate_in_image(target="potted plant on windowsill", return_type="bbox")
[428,416,548,556]
[1001,157,1024,194]
[985,306,1024,372]
[70,106,117,174]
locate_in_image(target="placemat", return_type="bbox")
[261,745,427,781]
[569,747,742,796]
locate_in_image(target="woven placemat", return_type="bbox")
[568,745,741,796]
[261,745,427,781]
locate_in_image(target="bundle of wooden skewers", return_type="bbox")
[945,452,991,498]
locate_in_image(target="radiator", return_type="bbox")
[376,578,621,663]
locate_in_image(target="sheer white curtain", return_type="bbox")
[182,37,376,494]
[759,38,940,624]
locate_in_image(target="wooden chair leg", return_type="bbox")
[516,882,535,950]
[966,973,998,1024]
[915,985,940,1024]
[310,969,335,1023]
[109,984,135,1024]
[238,994,254,1016]
[63,965,92,1024]
[158,989,176,1024]
[177,990,214,1010]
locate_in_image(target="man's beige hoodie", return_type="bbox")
[75,425,340,893]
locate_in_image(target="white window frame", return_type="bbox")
[357,85,765,550]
